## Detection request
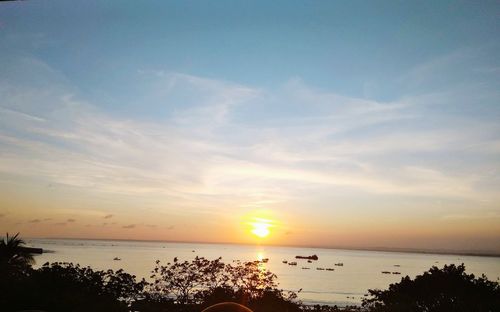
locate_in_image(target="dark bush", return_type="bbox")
[249,288,303,312]
[1,262,146,312]
[362,263,500,312]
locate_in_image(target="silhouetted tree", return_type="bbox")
[2,261,147,312]
[225,260,278,300]
[150,256,220,304]
[149,257,279,306]
[0,232,34,274]
[362,263,500,312]
[142,257,299,312]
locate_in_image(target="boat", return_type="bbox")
[307,260,312,263]
[113,257,121,261]
[392,272,401,275]
[326,268,334,271]
[282,260,288,264]
[296,254,318,260]
[381,271,391,274]
[261,258,269,263]
[393,264,400,267]
[334,262,343,266]
[316,267,325,270]
[301,267,310,270]
[288,261,297,266]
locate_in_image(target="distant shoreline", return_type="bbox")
[28,236,500,258]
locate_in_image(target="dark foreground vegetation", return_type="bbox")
[1,233,499,312]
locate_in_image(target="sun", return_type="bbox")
[251,222,270,238]
[250,218,272,238]
[243,210,278,240]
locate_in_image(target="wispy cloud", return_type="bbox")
[0,53,499,237]
[442,212,500,220]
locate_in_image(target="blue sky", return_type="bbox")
[0,1,499,251]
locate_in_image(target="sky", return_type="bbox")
[0,0,499,252]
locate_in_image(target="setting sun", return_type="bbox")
[251,222,270,238]
[249,217,273,238]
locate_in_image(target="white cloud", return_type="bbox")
[1,56,500,221]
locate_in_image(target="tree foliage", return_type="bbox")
[362,263,500,312]
[148,257,279,305]
[1,261,147,312]
[0,232,35,275]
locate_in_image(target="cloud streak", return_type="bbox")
[0,52,499,247]
[1,62,498,204]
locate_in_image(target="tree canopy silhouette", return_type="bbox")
[0,232,34,275]
[362,263,500,312]
[2,261,147,312]
[143,257,300,312]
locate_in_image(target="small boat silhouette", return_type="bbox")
[113,257,121,261]
[296,254,318,260]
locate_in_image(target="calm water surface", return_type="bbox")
[27,239,500,306]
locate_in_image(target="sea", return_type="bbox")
[26,238,500,307]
